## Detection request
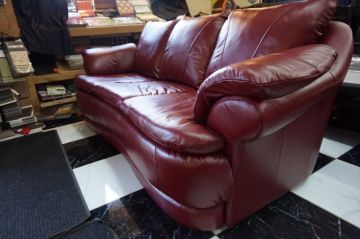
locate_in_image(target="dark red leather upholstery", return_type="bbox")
[77,90,232,211]
[159,14,226,88]
[82,43,136,76]
[119,93,225,154]
[135,20,178,79]
[76,0,352,231]
[206,0,337,77]
[207,22,353,227]
[194,44,338,122]
[75,74,225,154]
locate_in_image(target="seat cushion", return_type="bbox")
[119,92,225,154]
[76,74,225,154]
[206,0,337,77]
[76,74,190,107]
[77,90,232,212]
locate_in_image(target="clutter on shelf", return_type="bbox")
[67,0,163,27]
[0,87,40,132]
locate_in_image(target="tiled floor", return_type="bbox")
[43,120,360,238]
[2,119,360,238]
[73,155,143,210]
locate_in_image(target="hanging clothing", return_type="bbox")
[149,0,189,20]
[12,0,73,56]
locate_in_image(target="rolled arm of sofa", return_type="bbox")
[206,71,336,142]
[194,44,338,123]
[82,43,137,76]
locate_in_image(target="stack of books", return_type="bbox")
[93,0,119,17]
[83,16,117,27]
[67,12,88,27]
[76,0,96,17]
[36,104,77,122]
[2,102,22,119]
[3,40,34,78]
[64,55,84,70]
[0,87,17,107]
[67,0,163,27]
[0,87,38,129]
[129,0,161,22]
[0,44,27,84]
[37,84,75,102]
[6,105,36,128]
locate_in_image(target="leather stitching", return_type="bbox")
[202,71,325,93]
[155,147,159,185]
[270,128,285,200]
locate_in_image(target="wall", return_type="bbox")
[0,0,20,37]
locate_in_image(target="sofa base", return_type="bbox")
[82,116,226,231]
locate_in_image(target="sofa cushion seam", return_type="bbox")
[202,70,325,93]
[181,16,221,85]
[216,14,232,73]
[251,1,304,59]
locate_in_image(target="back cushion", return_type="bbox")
[159,14,227,88]
[206,0,337,77]
[135,20,177,79]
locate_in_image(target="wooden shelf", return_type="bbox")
[68,23,145,37]
[29,62,85,84]
[3,0,145,113]
[39,96,77,109]
[31,69,85,84]
[27,62,84,112]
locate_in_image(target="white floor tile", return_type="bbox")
[73,154,143,211]
[50,121,96,144]
[292,159,360,227]
[212,226,228,235]
[320,126,360,158]
[344,70,360,86]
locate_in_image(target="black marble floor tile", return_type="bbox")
[90,190,214,239]
[339,144,360,167]
[43,114,82,129]
[218,193,360,239]
[313,153,334,172]
[63,135,119,168]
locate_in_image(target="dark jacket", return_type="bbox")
[12,0,73,56]
[150,0,189,20]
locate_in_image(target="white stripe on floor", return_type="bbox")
[49,121,96,144]
[292,159,360,228]
[73,154,143,211]
[212,226,228,235]
[320,126,360,158]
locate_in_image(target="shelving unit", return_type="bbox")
[68,23,145,37]
[27,62,85,112]
[1,0,146,113]
[39,96,77,109]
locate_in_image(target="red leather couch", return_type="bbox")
[76,0,353,231]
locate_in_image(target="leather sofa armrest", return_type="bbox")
[206,71,337,143]
[194,44,337,123]
[82,43,136,76]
